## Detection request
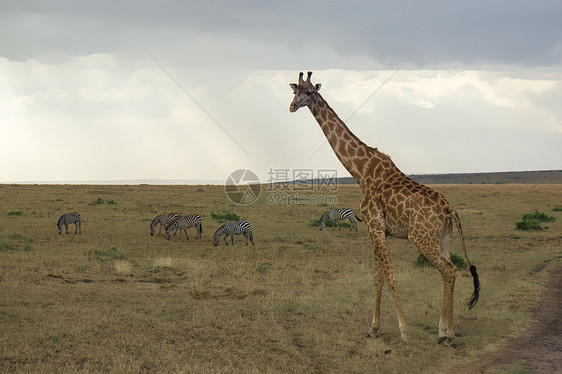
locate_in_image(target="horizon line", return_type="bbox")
[2,170,560,186]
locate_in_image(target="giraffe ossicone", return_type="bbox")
[289,71,480,344]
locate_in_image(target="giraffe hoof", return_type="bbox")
[438,337,454,346]
[366,329,379,338]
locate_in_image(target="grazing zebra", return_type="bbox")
[213,220,254,246]
[165,214,203,240]
[57,212,81,235]
[319,208,363,231]
[150,212,181,236]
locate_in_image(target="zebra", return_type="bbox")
[165,214,203,240]
[57,212,81,235]
[213,220,254,246]
[319,208,362,231]
[150,212,181,236]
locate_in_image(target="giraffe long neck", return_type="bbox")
[308,93,374,184]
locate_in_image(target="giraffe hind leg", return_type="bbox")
[413,233,457,344]
[367,259,385,338]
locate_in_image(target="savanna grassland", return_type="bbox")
[0,183,561,373]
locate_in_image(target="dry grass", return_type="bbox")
[153,257,174,268]
[114,260,133,275]
[0,183,560,373]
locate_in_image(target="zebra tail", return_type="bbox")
[355,213,363,222]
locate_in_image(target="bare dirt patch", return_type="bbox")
[456,265,561,374]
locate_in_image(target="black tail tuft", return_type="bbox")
[356,215,363,222]
[467,265,480,309]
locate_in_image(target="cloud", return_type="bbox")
[1,2,561,182]
[2,1,561,69]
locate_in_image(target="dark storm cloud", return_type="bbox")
[1,0,560,68]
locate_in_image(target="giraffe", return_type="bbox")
[289,71,479,344]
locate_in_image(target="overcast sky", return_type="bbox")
[1,0,561,184]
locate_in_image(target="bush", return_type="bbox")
[516,219,544,231]
[211,212,241,223]
[521,209,555,222]
[516,210,555,231]
[414,253,467,270]
[553,206,562,212]
[7,210,23,216]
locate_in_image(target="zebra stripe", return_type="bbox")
[319,208,362,232]
[165,214,203,240]
[57,212,81,235]
[150,212,181,236]
[213,220,254,246]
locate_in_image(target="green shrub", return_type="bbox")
[93,198,105,205]
[552,206,562,212]
[516,210,555,231]
[521,209,555,222]
[414,253,467,269]
[515,219,543,231]
[210,212,241,223]
[7,210,23,216]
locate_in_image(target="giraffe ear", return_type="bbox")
[314,83,321,91]
[289,83,298,93]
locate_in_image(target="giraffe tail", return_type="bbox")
[452,211,480,309]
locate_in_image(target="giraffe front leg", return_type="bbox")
[384,260,409,342]
[367,227,409,342]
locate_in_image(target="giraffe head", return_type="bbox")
[289,71,322,112]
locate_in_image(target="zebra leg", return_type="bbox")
[336,219,341,231]
[65,223,69,234]
[78,220,81,234]
[74,222,78,234]
[244,232,249,245]
[250,232,254,246]
[349,217,356,231]
[231,234,234,246]
[224,235,229,246]
[184,228,189,240]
